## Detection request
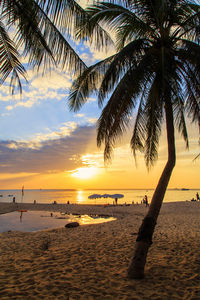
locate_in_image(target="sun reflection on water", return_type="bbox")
[76,190,84,204]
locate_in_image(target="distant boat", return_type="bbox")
[181,188,190,191]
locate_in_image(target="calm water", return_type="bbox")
[0,211,116,232]
[0,189,199,205]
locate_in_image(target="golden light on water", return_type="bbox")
[76,190,84,203]
[71,167,98,179]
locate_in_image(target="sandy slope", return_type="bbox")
[0,201,200,299]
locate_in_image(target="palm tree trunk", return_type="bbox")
[127,99,176,279]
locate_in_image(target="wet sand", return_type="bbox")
[0,201,200,299]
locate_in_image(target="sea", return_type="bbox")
[0,189,199,205]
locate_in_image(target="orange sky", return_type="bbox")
[1,125,199,190]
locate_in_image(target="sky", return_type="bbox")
[0,1,199,190]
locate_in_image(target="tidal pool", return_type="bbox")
[0,210,116,232]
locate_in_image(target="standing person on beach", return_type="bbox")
[144,195,149,207]
[196,192,200,201]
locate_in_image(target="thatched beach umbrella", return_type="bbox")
[102,194,111,198]
[88,194,102,199]
[110,194,124,205]
[110,194,124,199]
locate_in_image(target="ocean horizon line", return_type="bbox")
[0,188,199,191]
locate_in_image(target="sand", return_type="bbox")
[0,201,200,299]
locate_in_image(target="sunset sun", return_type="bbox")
[71,167,98,179]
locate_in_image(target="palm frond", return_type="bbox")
[173,93,189,148]
[167,59,190,148]
[97,50,156,162]
[2,0,86,74]
[2,0,54,70]
[97,69,137,162]
[76,1,156,50]
[185,80,200,126]
[178,58,200,126]
[173,2,200,41]
[144,76,163,169]
[178,39,200,66]
[0,19,26,93]
[98,38,148,106]
[36,0,83,31]
[130,95,146,162]
[68,54,115,111]
[37,0,114,50]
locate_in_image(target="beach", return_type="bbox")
[0,201,200,299]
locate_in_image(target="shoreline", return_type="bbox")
[0,199,195,214]
[0,201,200,299]
[0,201,148,218]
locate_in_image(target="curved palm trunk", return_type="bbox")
[128,99,176,279]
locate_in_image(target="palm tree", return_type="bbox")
[0,0,111,93]
[69,0,200,279]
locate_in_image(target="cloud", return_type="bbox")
[86,117,98,124]
[77,0,91,9]
[31,122,77,144]
[0,172,38,180]
[6,99,36,110]
[82,40,116,65]
[88,97,96,103]
[0,125,98,174]
[76,114,85,118]
[3,86,67,111]
[4,122,77,150]
[80,52,95,65]
[0,68,71,111]
[29,69,72,90]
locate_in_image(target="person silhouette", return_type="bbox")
[196,192,200,201]
[144,195,149,207]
